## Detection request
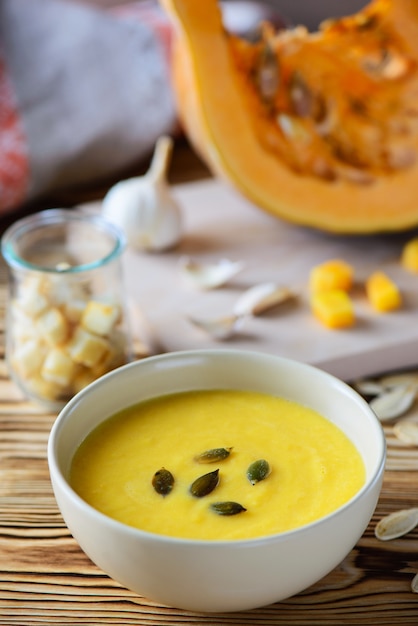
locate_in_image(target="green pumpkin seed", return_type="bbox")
[190,469,220,498]
[194,447,233,464]
[152,468,174,496]
[247,459,271,485]
[210,501,247,516]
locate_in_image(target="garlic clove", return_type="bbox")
[102,135,182,252]
[179,257,244,290]
[233,283,297,316]
[187,313,245,340]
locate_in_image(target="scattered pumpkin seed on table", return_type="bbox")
[369,384,416,422]
[374,507,418,541]
[393,419,418,445]
[352,379,386,397]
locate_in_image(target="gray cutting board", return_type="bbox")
[99,177,418,383]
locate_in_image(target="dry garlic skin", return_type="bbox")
[70,390,365,541]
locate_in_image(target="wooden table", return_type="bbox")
[1,145,418,624]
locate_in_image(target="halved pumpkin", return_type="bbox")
[161,0,418,233]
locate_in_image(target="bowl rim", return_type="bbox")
[48,348,386,547]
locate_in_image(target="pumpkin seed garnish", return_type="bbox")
[411,572,418,593]
[152,468,175,496]
[194,447,233,464]
[190,469,220,498]
[247,459,271,485]
[210,501,247,516]
[375,507,418,541]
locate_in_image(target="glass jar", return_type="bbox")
[1,209,133,411]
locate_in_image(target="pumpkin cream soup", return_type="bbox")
[70,389,365,540]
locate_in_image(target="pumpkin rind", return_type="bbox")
[162,0,418,233]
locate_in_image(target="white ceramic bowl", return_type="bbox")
[48,349,385,613]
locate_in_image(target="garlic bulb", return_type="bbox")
[102,135,182,251]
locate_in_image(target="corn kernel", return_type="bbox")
[311,290,355,329]
[81,300,120,336]
[366,271,402,312]
[401,237,418,273]
[309,259,354,293]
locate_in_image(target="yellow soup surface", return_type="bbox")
[70,389,366,540]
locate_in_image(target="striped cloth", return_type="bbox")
[0,53,29,213]
[0,0,177,216]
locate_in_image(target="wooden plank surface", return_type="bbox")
[1,260,418,625]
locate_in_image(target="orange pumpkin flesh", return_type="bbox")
[162,0,418,233]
